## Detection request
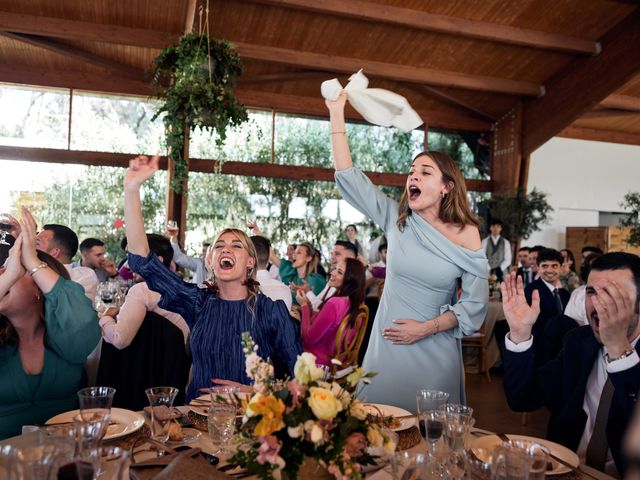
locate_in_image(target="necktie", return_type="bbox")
[553,288,564,314]
[586,377,614,470]
[524,269,530,286]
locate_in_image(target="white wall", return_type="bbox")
[524,137,640,249]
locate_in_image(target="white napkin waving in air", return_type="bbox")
[321,69,423,132]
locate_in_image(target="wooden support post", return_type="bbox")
[165,126,190,248]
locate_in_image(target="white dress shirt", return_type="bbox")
[480,235,512,273]
[170,240,208,287]
[256,270,292,313]
[65,264,99,301]
[99,282,189,350]
[505,333,639,475]
[305,283,336,311]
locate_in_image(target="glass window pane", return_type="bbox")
[0,84,69,148]
[189,109,272,162]
[70,92,165,154]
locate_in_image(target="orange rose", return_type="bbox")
[249,395,286,437]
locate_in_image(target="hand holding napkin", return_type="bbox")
[321,69,423,132]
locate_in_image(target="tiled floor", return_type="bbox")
[465,370,550,438]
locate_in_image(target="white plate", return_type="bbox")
[470,433,580,475]
[46,408,145,440]
[189,391,252,417]
[166,428,201,445]
[363,403,415,431]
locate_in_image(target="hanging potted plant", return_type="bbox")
[620,191,640,246]
[151,32,248,192]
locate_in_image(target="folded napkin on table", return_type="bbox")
[321,69,423,132]
[143,405,183,422]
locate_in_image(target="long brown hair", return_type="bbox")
[321,258,366,328]
[396,151,481,231]
[0,250,69,347]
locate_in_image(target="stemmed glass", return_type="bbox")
[76,386,116,456]
[145,387,179,445]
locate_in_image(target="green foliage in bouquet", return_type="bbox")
[230,333,395,479]
[151,33,248,192]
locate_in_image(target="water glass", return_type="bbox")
[77,386,115,421]
[439,404,474,452]
[390,451,432,480]
[491,440,549,480]
[82,446,129,480]
[14,444,58,480]
[208,386,238,456]
[419,409,445,457]
[416,389,450,415]
[467,448,493,480]
[145,386,179,444]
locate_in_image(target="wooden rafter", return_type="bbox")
[521,9,640,155]
[580,109,639,119]
[234,89,492,131]
[0,32,146,80]
[233,42,544,96]
[0,145,494,192]
[557,126,640,146]
[238,70,328,86]
[0,10,176,48]
[599,94,640,112]
[251,0,600,55]
[184,0,199,34]
[406,84,496,122]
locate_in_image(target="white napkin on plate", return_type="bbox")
[321,69,423,132]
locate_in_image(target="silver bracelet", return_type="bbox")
[605,347,635,363]
[28,262,49,277]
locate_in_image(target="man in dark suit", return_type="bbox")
[524,248,573,363]
[515,246,534,287]
[501,252,640,476]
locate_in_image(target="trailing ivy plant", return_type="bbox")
[620,192,640,246]
[151,33,247,192]
[485,188,553,241]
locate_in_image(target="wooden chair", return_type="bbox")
[461,323,491,382]
[332,304,369,378]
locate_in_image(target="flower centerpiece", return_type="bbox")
[230,333,396,479]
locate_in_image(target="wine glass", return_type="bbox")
[76,386,115,454]
[419,410,445,458]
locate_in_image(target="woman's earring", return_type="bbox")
[441,191,446,198]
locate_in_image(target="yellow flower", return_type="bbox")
[307,387,343,421]
[346,367,365,387]
[350,400,368,420]
[249,394,286,437]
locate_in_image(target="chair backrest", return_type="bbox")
[332,303,369,371]
[96,311,191,410]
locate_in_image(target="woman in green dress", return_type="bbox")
[0,208,100,439]
[326,93,489,411]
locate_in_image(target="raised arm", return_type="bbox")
[20,207,60,294]
[124,155,159,257]
[326,92,353,171]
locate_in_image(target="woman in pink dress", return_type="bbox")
[297,257,366,366]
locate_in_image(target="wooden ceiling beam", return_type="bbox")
[234,88,492,131]
[184,0,198,34]
[405,84,497,122]
[238,70,328,86]
[251,0,600,55]
[599,94,640,112]
[0,10,177,48]
[0,145,495,192]
[557,126,640,146]
[0,66,491,131]
[0,32,147,80]
[580,109,639,119]
[521,9,640,155]
[233,42,543,97]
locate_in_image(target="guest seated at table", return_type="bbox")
[99,234,189,349]
[0,208,100,440]
[123,155,302,401]
[297,257,366,367]
[501,253,640,477]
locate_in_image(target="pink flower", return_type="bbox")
[344,432,367,458]
[287,380,307,407]
[256,435,283,465]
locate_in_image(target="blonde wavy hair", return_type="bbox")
[205,228,260,312]
[397,151,481,231]
[297,242,319,279]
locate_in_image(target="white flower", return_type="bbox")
[287,424,303,438]
[310,423,324,444]
[330,381,351,408]
[245,353,262,378]
[244,393,263,418]
[293,352,324,384]
[350,400,368,420]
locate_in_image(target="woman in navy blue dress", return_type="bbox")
[123,155,302,401]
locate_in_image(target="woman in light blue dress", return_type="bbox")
[326,93,489,411]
